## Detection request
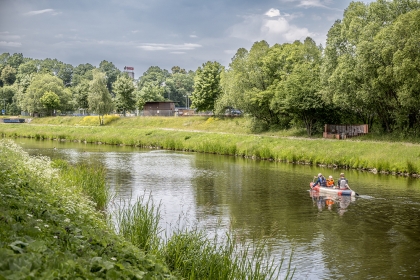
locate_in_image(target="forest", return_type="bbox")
[1,0,419,136]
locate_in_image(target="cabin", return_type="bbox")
[323,124,368,139]
[142,101,175,116]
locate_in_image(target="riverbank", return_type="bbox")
[0,139,174,279]
[1,116,419,176]
[0,139,287,279]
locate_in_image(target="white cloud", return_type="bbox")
[0,32,21,40]
[189,35,198,38]
[0,41,22,47]
[24,9,56,16]
[137,43,202,51]
[229,9,314,44]
[265,8,281,17]
[298,0,328,8]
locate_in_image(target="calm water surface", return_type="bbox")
[18,138,420,279]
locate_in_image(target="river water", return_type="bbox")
[17,138,420,279]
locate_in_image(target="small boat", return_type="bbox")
[310,182,357,196]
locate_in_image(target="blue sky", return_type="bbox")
[0,0,374,77]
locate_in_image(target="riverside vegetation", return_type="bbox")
[0,139,293,279]
[1,115,420,176]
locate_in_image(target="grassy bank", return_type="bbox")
[1,116,420,176]
[0,140,174,279]
[0,139,289,279]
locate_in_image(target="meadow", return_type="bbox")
[1,115,420,176]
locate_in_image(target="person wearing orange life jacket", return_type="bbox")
[326,175,335,188]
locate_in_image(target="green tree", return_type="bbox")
[164,70,194,107]
[0,65,17,85]
[40,91,61,116]
[190,61,224,114]
[73,79,90,115]
[113,75,136,116]
[135,84,165,111]
[88,70,114,125]
[99,60,121,93]
[72,63,95,87]
[0,85,17,114]
[19,73,67,116]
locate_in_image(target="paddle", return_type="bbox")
[346,184,359,196]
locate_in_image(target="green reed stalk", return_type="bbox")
[56,161,110,211]
[113,193,162,253]
[162,226,292,280]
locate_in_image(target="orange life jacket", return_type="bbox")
[327,179,334,187]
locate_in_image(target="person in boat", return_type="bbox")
[312,173,327,188]
[337,173,349,189]
[326,175,335,188]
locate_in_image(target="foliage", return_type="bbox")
[113,194,162,253]
[0,140,175,279]
[79,115,120,126]
[321,0,420,133]
[113,75,136,116]
[40,91,61,116]
[73,79,90,113]
[163,70,194,107]
[2,116,420,175]
[88,70,114,125]
[190,61,223,113]
[271,38,324,136]
[1,65,17,85]
[18,73,69,116]
[99,60,121,93]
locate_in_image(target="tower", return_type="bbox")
[124,66,134,79]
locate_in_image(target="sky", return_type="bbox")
[0,0,375,78]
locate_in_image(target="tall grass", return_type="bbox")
[2,116,420,175]
[112,192,294,279]
[162,227,292,280]
[0,139,174,278]
[112,193,162,253]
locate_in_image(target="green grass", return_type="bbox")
[2,116,420,175]
[0,139,174,279]
[0,139,293,279]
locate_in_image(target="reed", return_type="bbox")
[162,226,291,280]
[2,116,420,175]
[0,139,173,278]
[55,160,110,211]
[112,193,162,253]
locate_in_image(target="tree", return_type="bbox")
[113,75,136,116]
[164,71,194,107]
[190,61,224,114]
[99,60,121,93]
[72,63,95,87]
[135,84,165,111]
[73,79,90,114]
[88,70,114,125]
[1,65,17,85]
[40,91,60,116]
[20,73,67,116]
[0,85,17,114]
[267,38,325,136]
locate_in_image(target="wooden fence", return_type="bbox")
[323,124,368,139]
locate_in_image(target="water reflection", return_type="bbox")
[309,191,356,215]
[16,138,420,279]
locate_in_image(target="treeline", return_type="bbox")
[1,0,420,136]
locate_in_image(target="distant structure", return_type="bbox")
[323,124,369,139]
[124,66,134,79]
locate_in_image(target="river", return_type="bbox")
[17,138,420,279]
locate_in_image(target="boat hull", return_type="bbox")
[310,182,356,196]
